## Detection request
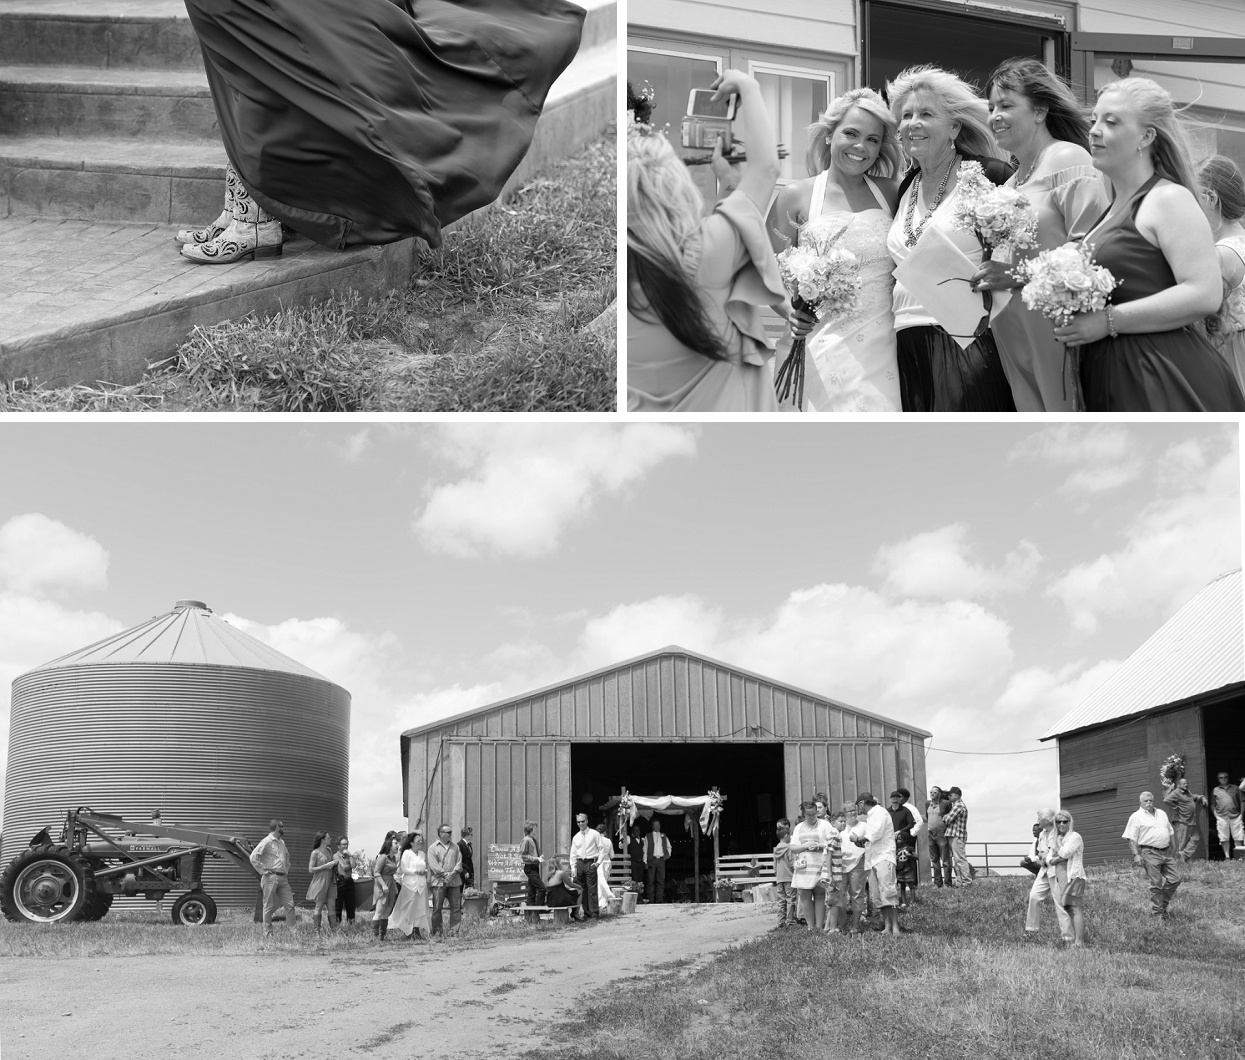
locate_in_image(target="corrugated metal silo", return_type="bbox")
[2,600,350,908]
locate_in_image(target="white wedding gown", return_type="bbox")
[780,170,901,412]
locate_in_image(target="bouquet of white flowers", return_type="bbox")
[1018,240,1120,328]
[772,223,860,409]
[951,161,1039,256]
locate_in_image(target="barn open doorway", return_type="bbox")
[1202,698,1245,860]
[571,742,785,896]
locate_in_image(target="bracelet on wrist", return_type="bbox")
[1106,305,1119,339]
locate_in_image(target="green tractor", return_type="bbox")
[1,807,259,925]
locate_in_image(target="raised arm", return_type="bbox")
[711,69,779,216]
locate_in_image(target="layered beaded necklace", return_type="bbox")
[903,153,958,248]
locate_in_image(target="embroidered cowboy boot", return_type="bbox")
[181,178,283,264]
[175,162,240,246]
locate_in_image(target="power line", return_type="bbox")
[925,744,1055,756]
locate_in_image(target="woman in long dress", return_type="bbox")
[307,831,338,934]
[788,800,834,932]
[1052,79,1245,411]
[388,832,431,941]
[596,825,615,909]
[972,58,1108,411]
[177,0,584,264]
[371,831,400,941]
[885,66,1016,411]
[627,70,786,411]
[768,88,902,412]
[1197,155,1245,390]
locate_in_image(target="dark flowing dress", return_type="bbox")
[184,0,584,249]
[1077,173,1245,411]
[888,807,918,888]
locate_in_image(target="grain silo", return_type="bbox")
[2,600,350,907]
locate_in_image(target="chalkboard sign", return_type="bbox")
[488,843,525,882]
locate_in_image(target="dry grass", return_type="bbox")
[519,861,1245,1060]
[0,129,616,413]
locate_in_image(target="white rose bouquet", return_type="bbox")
[951,161,1039,257]
[772,222,860,409]
[1018,240,1120,328]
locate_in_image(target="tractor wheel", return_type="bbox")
[0,847,97,924]
[81,891,114,921]
[171,891,217,926]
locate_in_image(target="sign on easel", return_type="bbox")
[487,843,525,882]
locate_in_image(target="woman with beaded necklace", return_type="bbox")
[971,58,1108,411]
[885,66,1016,411]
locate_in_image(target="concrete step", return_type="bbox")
[0,0,613,70]
[0,53,615,387]
[0,64,217,139]
[0,217,420,387]
[0,1,201,71]
[0,136,226,223]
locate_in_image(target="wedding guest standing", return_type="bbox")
[972,58,1108,411]
[885,65,1016,411]
[1122,791,1180,917]
[333,835,356,926]
[926,786,952,888]
[1052,79,1245,410]
[178,0,583,264]
[1197,155,1245,389]
[457,827,475,890]
[788,800,834,932]
[768,88,903,411]
[628,70,785,410]
[1046,811,1087,946]
[307,830,338,934]
[371,831,400,940]
[389,832,431,940]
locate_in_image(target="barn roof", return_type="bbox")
[401,644,932,740]
[1040,569,1244,741]
[24,599,332,682]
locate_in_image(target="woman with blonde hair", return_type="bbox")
[972,57,1108,411]
[1053,79,1245,410]
[768,88,903,411]
[885,65,1016,411]
[1197,154,1245,389]
[307,831,338,934]
[388,831,430,941]
[627,70,786,411]
[1045,811,1086,946]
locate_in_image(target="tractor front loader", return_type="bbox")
[1,807,258,925]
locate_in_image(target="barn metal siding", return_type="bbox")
[404,649,930,878]
[1057,705,1206,864]
[4,663,349,907]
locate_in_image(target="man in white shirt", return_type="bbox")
[852,792,899,936]
[1122,791,1181,918]
[249,818,295,937]
[569,813,605,920]
[642,819,672,904]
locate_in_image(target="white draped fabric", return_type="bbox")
[621,793,720,832]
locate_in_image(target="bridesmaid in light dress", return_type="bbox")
[1197,155,1245,391]
[768,88,903,412]
[971,58,1108,411]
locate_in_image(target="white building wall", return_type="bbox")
[630,0,856,55]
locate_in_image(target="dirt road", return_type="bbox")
[0,903,773,1060]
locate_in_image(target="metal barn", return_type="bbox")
[401,646,930,879]
[1040,570,1245,864]
[3,600,351,906]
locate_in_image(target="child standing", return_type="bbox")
[773,818,796,928]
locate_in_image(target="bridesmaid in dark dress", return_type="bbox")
[1051,78,1245,411]
[178,0,584,264]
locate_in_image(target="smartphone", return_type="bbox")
[687,88,738,121]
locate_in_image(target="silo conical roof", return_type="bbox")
[25,600,332,683]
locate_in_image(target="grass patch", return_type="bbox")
[0,903,596,959]
[519,862,1245,1060]
[0,129,616,412]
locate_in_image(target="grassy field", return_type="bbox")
[520,861,1245,1060]
[0,902,576,959]
[0,130,616,413]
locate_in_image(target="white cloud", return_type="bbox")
[1009,424,1144,496]
[575,595,726,671]
[338,429,373,462]
[413,424,697,558]
[874,523,1041,600]
[1046,441,1241,632]
[0,514,108,596]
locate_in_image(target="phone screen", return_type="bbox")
[689,89,735,119]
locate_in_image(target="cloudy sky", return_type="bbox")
[0,422,1238,854]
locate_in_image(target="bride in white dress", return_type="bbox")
[769,88,903,412]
